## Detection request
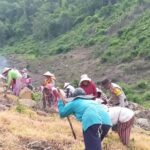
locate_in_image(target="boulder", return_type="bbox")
[135,110,150,120]
[5,94,18,103]
[19,87,33,99]
[0,104,8,111]
[19,99,36,108]
[136,118,150,130]
[36,110,48,116]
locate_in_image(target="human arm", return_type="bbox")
[92,82,97,98]
[118,95,125,107]
[58,100,74,118]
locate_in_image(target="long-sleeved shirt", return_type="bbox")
[7,69,22,87]
[80,81,97,98]
[58,98,112,131]
[109,83,128,107]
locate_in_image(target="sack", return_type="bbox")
[112,124,118,132]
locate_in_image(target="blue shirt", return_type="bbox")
[58,98,112,131]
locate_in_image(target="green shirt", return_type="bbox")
[7,69,22,87]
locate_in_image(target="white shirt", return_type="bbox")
[108,107,134,125]
[66,85,75,94]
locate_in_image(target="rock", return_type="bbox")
[5,94,18,103]
[0,87,4,93]
[19,99,36,108]
[128,101,144,110]
[36,110,48,116]
[136,118,150,130]
[19,87,33,99]
[135,110,150,120]
[134,110,141,116]
[0,104,8,111]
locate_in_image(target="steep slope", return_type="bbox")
[0,0,150,61]
[0,0,150,106]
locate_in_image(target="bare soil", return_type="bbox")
[6,47,150,87]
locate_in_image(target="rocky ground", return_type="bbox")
[0,84,149,150]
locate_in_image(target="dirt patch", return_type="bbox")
[6,47,150,88]
[20,137,73,150]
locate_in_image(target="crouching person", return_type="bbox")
[58,88,112,150]
[2,67,22,96]
[108,107,134,145]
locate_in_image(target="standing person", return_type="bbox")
[101,79,128,107]
[108,106,134,145]
[43,71,56,87]
[2,67,22,96]
[42,71,58,110]
[79,74,97,98]
[58,88,112,150]
[21,68,33,90]
[64,82,75,98]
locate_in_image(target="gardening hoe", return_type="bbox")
[57,89,77,140]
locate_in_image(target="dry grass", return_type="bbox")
[0,108,149,150]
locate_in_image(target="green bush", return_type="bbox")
[71,79,79,88]
[32,92,42,102]
[127,94,141,104]
[101,56,109,63]
[142,92,150,101]
[16,104,26,113]
[136,81,148,89]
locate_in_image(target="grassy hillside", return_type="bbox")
[0,0,150,61]
[0,0,150,107]
[0,107,150,150]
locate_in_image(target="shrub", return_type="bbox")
[84,39,96,47]
[127,94,141,104]
[32,92,42,102]
[16,104,26,113]
[136,81,148,89]
[101,56,109,63]
[71,79,79,88]
[142,92,150,101]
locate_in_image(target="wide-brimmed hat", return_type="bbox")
[64,82,70,88]
[2,67,11,74]
[43,71,56,80]
[79,74,91,84]
[96,88,102,93]
[0,74,6,80]
[66,87,94,102]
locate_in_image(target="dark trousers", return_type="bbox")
[83,124,111,150]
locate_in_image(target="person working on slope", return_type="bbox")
[2,67,22,96]
[79,74,97,99]
[101,79,128,107]
[20,68,33,90]
[42,71,59,110]
[107,106,134,145]
[58,88,112,150]
[64,82,75,98]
